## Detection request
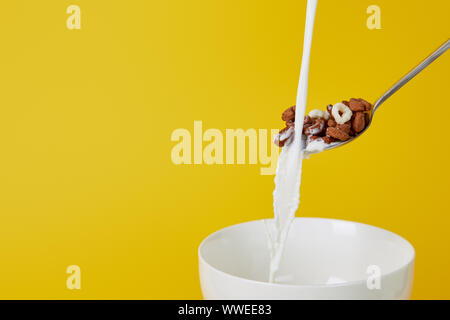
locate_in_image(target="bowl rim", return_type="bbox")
[198,217,415,289]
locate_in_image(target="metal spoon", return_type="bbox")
[324,39,450,151]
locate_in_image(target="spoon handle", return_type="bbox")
[373,39,450,113]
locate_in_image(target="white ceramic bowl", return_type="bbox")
[199,218,414,300]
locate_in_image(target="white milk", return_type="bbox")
[266,0,318,283]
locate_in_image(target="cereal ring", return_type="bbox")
[331,103,353,125]
[348,98,365,112]
[286,120,295,127]
[326,127,351,141]
[274,126,294,147]
[308,109,330,120]
[352,111,366,133]
[337,123,351,134]
[327,119,337,127]
[358,98,372,111]
[282,106,296,121]
[304,118,326,136]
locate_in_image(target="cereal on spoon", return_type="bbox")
[274,98,372,151]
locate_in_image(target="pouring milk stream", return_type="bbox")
[266,0,318,283]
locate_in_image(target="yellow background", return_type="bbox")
[0,0,449,299]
